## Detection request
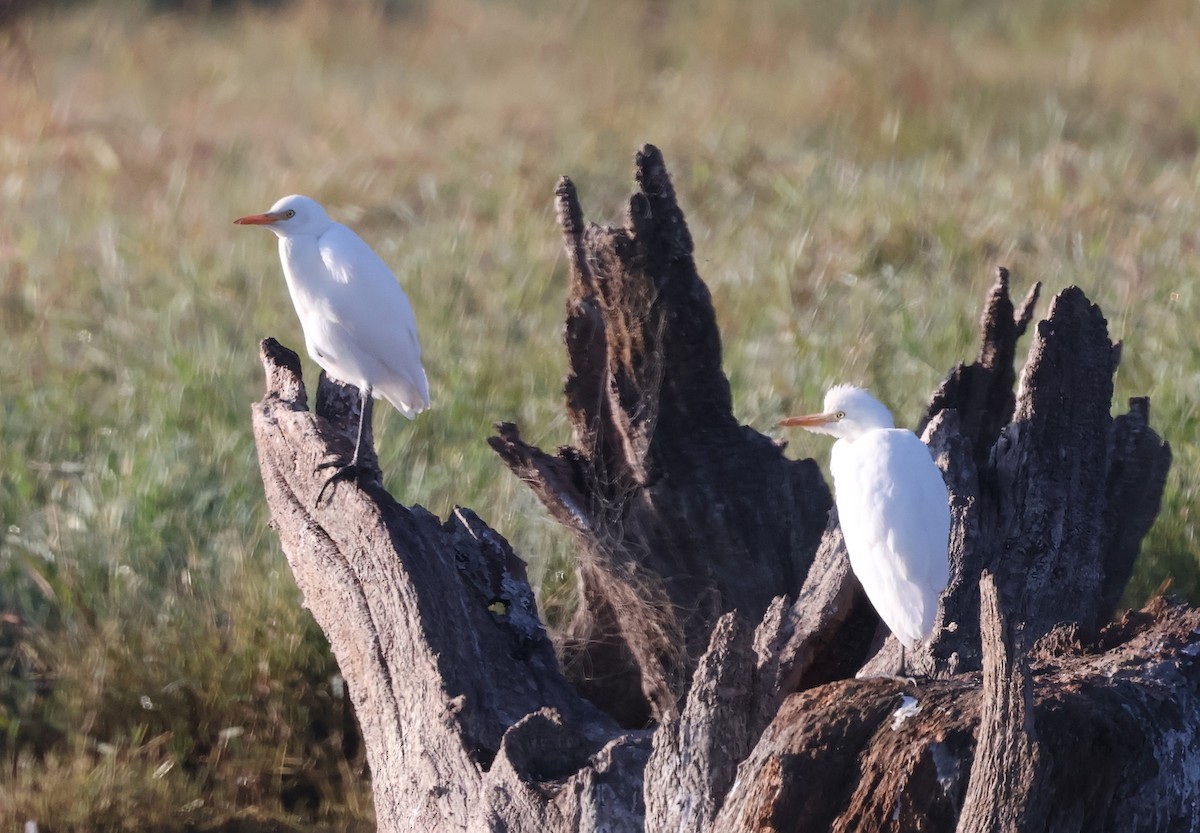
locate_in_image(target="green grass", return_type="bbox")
[1,0,1198,827]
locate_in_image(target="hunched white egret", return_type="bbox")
[235,195,429,502]
[779,385,950,662]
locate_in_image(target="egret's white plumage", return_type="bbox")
[780,385,950,649]
[236,194,429,415]
[236,194,428,500]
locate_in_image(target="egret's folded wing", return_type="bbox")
[319,224,430,412]
[834,430,951,593]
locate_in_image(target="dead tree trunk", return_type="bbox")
[491,150,833,725]
[252,145,1194,833]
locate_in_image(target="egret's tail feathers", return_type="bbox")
[373,371,430,419]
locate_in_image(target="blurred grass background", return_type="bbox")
[1,0,1198,828]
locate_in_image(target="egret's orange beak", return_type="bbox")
[233,211,285,225]
[777,411,837,429]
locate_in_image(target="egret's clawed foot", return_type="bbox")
[315,458,361,506]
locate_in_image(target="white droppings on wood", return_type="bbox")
[890,694,921,730]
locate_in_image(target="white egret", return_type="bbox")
[779,385,950,661]
[235,195,429,502]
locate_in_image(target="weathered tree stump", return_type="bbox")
[252,145,1193,833]
[490,150,833,726]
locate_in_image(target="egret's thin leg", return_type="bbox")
[890,643,918,685]
[316,385,372,505]
[347,384,370,467]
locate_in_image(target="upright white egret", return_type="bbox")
[235,195,429,502]
[779,385,950,659]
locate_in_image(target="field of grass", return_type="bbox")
[1,0,1198,828]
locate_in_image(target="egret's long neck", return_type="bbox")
[278,236,326,294]
[277,235,333,330]
[828,436,853,492]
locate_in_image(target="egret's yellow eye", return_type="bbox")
[835,411,846,419]
[284,209,296,218]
